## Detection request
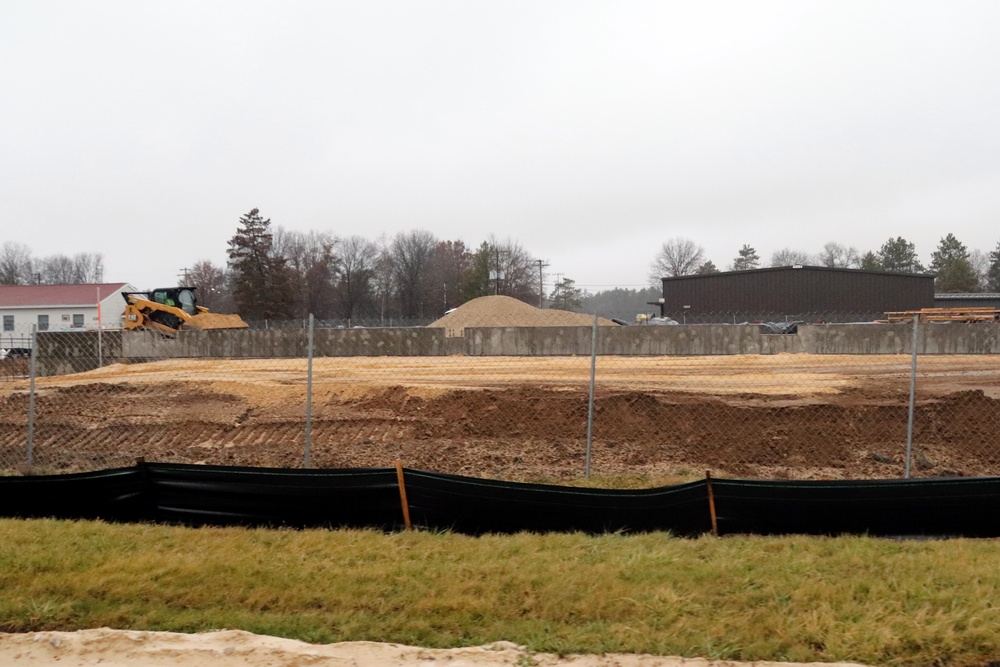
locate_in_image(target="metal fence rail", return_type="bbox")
[2,315,999,482]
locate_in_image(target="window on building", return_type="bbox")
[37,314,49,331]
[72,314,84,328]
[2,315,12,332]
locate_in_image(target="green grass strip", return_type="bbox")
[1,518,999,666]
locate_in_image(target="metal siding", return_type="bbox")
[662,267,934,319]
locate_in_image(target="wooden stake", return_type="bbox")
[395,459,412,530]
[705,470,719,537]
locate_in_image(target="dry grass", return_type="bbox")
[2,519,999,665]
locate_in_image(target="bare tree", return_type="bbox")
[488,235,539,304]
[273,227,338,318]
[37,255,75,284]
[0,242,33,284]
[969,249,990,291]
[334,235,379,321]
[817,242,861,269]
[769,248,813,267]
[372,235,396,324]
[30,252,104,284]
[186,260,234,312]
[425,240,472,315]
[390,229,439,319]
[71,252,104,283]
[649,237,705,285]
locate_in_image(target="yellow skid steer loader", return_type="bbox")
[122,287,248,336]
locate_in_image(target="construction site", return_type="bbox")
[2,296,1000,482]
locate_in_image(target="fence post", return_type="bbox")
[96,285,103,368]
[26,325,38,472]
[904,313,919,478]
[303,313,315,468]
[585,311,597,478]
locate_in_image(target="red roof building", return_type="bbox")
[0,283,136,336]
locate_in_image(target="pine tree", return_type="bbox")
[731,245,760,271]
[930,233,979,293]
[877,237,924,273]
[858,251,881,271]
[549,277,583,311]
[987,241,1000,292]
[226,208,295,320]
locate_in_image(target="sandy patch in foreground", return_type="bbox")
[0,629,871,667]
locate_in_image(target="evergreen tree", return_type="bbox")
[695,260,720,274]
[987,241,1000,292]
[549,277,583,311]
[461,241,494,301]
[930,233,979,292]
[226,208,295,321]
[877,237,924,273]
[730,245,760,271]
[858,251,881,271]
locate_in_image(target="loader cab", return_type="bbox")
[150,287,198,316]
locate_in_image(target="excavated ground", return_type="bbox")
[2,355,1000,481]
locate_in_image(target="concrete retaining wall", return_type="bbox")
[121,327,458,359]
[462,325,803,355]
[34,322,1000,375]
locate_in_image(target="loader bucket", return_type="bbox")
[184,313,250,330]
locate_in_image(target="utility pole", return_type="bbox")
[495,247,500,295]
[178,268,190,285]
[492,248,508,296]
[537,259,549,308]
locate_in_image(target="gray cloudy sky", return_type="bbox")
[2,1,999,292]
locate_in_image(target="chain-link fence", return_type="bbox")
[2,310,999,482]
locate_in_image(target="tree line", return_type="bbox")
[0,243,105,285]
[204,209,549,322]
[649,235,1000,293]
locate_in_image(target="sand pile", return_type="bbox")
[428,296,617,336]
[0,629,873,666]
[185,312,249,330]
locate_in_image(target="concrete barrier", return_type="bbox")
[462,325,802,355]
[33,322,1000,375]
[121,327,455,358]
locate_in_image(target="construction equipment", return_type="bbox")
[122,287,249,336]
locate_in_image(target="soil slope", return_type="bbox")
[2,355,999,480]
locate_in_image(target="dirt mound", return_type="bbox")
[428,295,617,336]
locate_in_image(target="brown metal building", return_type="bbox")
[659,266,935,322]
[933,293,1000,310]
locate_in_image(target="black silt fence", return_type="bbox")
[3,463,1000,538]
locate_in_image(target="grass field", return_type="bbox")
[2,518,999,666]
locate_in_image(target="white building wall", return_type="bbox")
[0,286,133,337]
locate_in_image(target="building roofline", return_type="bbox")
[934,292,1000,299]
[660,265,937,282]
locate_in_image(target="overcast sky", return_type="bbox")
[2,1,999,292]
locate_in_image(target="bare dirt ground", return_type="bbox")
[2,354,1000,480]
[0,629,871,667]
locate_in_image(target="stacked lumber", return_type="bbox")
[882,307,1000,323]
